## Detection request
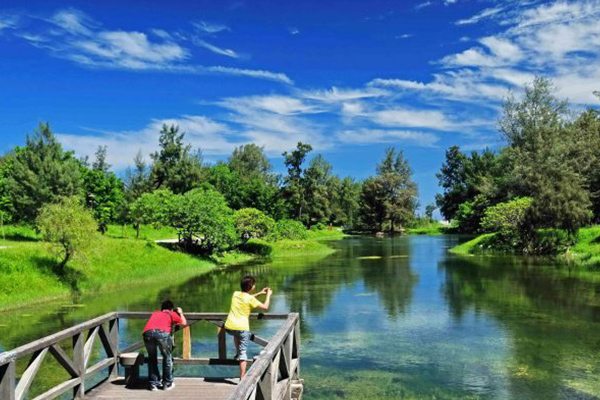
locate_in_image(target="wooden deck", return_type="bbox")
[0,312,302,400]
[86,377,238,399]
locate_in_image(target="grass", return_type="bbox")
[450,226,600,269]
[406,221,446,235]
[105,224,178,241]
[0,224,343,310]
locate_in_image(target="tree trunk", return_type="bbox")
[136,224,140,239]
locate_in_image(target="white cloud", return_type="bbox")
[301,86,388,102]
[396,34,414,39]
[371,108,458,131]
[193,21,230,34]
[338,129,439,147]
[5,8,292,84]
[0,15,18,31]
[218,95,320,115]
[456,6,503,25]
[415,1,433,10]
[193,39,239,58]
[56,115,232,169]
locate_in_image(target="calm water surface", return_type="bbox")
[3,235,600,399]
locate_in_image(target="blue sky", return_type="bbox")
[1,0,600,212]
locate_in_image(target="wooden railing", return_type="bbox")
[0,311,302,400]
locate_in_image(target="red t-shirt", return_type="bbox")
[143,310,184,334]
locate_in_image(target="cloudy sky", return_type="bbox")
[1,0,599,210]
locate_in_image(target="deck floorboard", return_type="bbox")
[86,377,238,399]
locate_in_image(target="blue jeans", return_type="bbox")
[143,330,174,386]
[226,329,251,361]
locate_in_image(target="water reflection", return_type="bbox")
[4,235,600,399]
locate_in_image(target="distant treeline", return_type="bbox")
[0,123,422,239]
[436,78,600,253]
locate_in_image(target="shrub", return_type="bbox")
[310,222,327,231]
[234,208,275,243]
[271,219,308,241]
[36,196,97,270]
[239,239,273,256]
[481,197,532,246]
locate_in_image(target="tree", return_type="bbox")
[360,148,418,232]
[150,124,204,194]
[228,144,272,179]
[9,123,82,222]
[129,190,175,239]
[499,78,591,236]
[425,203,436,221]
[36,197,97,271]
[481,197,532,245]
[83,147,124,234]
[303,154,333,227]
[234,208,275,243]
[168,188,238,253]
[125,150,151,203]
[0,155,14,237]
[335,177,361,228]
[282,142,312,221]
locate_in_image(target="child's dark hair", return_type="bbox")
[161,300,175,310]
[240,275,256,292]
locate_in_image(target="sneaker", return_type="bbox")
[149,384,162,391]
[163,382,175,391]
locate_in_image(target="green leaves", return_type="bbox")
[234,208,275,243]
[36,196,97,269]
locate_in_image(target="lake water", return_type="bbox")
[3,235,600,399]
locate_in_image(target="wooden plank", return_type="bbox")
[85,358,116,377]
[182,326,191,360]
[120,341,144,354]
[31,378,80,400]
[0,313,118,365]
[98,324,115,358]
[108,319,119,378]
[72,332,85,398]
[218,327,227,360]
[208,320,269,348]
[0,361,16,400]
[49,344,78,378]
[15,347,49,400]
[228,314,299,400]
[83,326,100,369]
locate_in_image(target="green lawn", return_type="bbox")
[0,224,343,310]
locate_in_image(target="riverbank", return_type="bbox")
[0,225,344,311]
[450,225,600,268]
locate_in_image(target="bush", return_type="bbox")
[270,219,308,241]
[234,208,275,243]
[481,197,532,246]
[36,196,97,270]
[310,222,327,231]
[239,239,273,256]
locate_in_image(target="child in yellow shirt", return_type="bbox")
[224,275,272,378]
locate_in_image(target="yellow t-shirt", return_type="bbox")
[224,291,261,331]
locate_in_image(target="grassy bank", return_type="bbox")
[0,225,344,310]
[405,221,446,235]
[450,226,600,268]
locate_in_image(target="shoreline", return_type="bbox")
[0,228,344,312]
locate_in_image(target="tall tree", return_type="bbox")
[336,177,361,228]
[282,142,312,221]
[499,77,591,236]
[0,154,14,235]
[361,148,418,232]
[9,123,82,222]
[82,146,124,234]
[303,154,333,227]
[150,124,203,194]
[228,144,272,179]
[124,150,151,203]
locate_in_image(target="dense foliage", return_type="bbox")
[234,208,275,243]
[437,78,600,250]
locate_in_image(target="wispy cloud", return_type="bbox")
[0,14,18,31]
[338,129,439,147]
[456,6,503,25]
[4,8,292,84]
[193,39,239,58]
[193,21,230,34]
[217,95,321,115]
[300,86,388,102]
[415,1,432,10]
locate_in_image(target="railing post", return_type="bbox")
[73,332,85,398]
[218,327,227,360]
[108,318,119,378]
[182,325,191,360]
[0,362,16,400]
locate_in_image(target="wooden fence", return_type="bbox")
[0,312,302,400]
